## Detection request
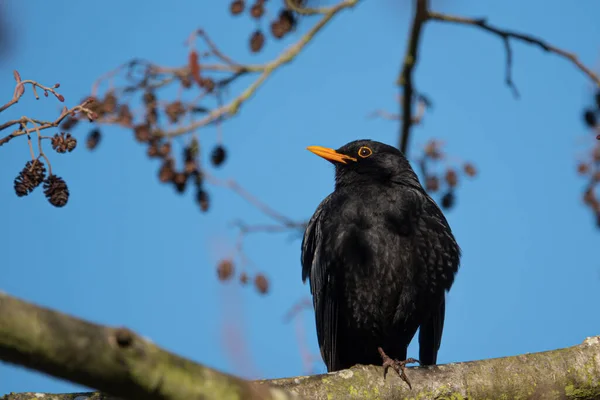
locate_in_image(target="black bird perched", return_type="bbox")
[301,139,460,386]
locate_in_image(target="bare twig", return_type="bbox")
[159,0,360,138]
[283,297,312,323]
[206,174,299,226]
[284,0,335,15]
[193,29,240,66]
[369,96,426,124]
[0,99,96,146]
[428,11,600,92]
[397,0,430,156]
[0,74,64,114]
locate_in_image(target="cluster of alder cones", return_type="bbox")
[229,0,304,53]
[217,259,270,295]
[420,140,477,210]
[12,131,81,207]
[578,89,600,225]
[60,90,229,213]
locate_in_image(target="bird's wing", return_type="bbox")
[301,195,340,371]
[414,194,461,365]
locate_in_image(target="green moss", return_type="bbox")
[564,383,599,399]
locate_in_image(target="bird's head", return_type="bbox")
[307,139,420,189]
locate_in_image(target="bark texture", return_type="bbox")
[1,291,600,400]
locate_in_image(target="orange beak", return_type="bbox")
[307,146,357,164]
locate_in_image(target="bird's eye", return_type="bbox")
[358,146,373,158]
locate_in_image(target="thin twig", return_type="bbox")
[284,0,334,15]
[160,0,360,138]
[428,12,600,90]
[0,78,64,114]
[195,29,240,66]
[397,0,430,156]
[0,104,95,148]
[206,173,297,226]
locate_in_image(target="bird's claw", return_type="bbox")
[377,347,420,389]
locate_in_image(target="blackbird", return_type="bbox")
[301,139,461,386]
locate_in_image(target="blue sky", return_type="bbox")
[1,0,600,394]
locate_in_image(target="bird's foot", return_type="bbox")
[377,347,420,389]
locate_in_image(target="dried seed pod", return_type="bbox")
[102,91,118,114]
[270,20,286,39]
[51,132,77,153]
[254,274,269,294]
[577,162,590,175]
[249,30,265,53]
[134,124,151,143]
[444,168,458,188]
[440,191,455,210]
[250,2,264,18]
[425,175,439,192]
[173,172,187,193]
[43,175,69,207]
[196,189,210,212]
[583,187,596,206]
[143,91,156,106]
[87,129,101,150]
[217,259,235,281]
[211,145,227,167]
[278,9,296,32]
[424,141,442,159]
[184,159,198,175]
[158,158,175,183]
[463,163,477,177]
[584,109,597,128]
[25,160,46,188]
[239,272,248,285]
[13,173,31,197]
[165,101,186,124]
[159,142,172,158]
[230,0,244,15]
[117,104,133,126]
[146,107,159,125]
[201,78,216,93]
[86,96,105,117]
[13,160,44,197]
[147,141,160,158]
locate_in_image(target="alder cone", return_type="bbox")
[87,129,101,150]
[217,260,234,281]
[249,30,265,53]
[441,191,455,210]
[43,175,69,207]
[230,0,244,15]
[14,160,47,197]
[254,274,269,294]
[211,145,227,167]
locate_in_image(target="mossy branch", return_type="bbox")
[1,291,600,399]
[0,291,297,400]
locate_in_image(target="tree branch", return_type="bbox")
[0,292,297,400]
[397,0,429,156]
[428,11,600,91]
[395,2,600,158]
[2,290,600,399]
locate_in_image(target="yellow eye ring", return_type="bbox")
[357,146,372,158]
